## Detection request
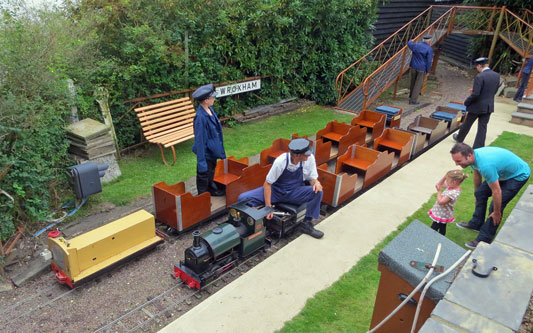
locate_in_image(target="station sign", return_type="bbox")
[216,79,261,97]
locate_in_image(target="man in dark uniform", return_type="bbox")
[408,34,434,105]
[192,83,226,196]
[453,57,500,149]
[238,138,324,239]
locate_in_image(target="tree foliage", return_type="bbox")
[0,0,377,240]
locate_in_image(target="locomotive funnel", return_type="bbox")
[192,230,201,248]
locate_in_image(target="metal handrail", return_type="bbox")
[335,7,433,103]
[360,7,454,108]
[500,8,533,57]
[335,5,530,108]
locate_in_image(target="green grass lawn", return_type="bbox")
[278,131,533,332]
[96,105,354,206]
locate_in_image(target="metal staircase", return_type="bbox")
[335,5,533,113]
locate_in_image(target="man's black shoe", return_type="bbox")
[456,222,479,232]
[209,190,225,196]
[298,221,324,239]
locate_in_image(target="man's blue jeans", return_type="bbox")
[467,177,529,243]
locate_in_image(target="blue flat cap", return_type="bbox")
[288,138,312,155]
[474,57,489,65]
[192,83,217,100]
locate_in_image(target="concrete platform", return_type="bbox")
[161,98,533,333]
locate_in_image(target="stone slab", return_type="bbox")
[513,184,533,213]
[68,143,116,158]
[494,185,533,254]
[517,102,533,113]
[443,242,533,331]
[378,220,467,301]
[66,118,110,141]
[418,318,460,333]
[505,76,518,85]
[511,112,533,120]
[510,114,533,127]
[67,133,114,148]
[11,256,51,287]
[504,87,518,98]
[0,275,13,293]
[430,299,512,332]
[495,209,533,254]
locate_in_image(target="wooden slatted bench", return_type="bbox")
[134,97,196,165]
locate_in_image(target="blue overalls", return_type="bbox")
[238,153,323,219]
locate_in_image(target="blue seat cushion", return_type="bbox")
[445,103,467,114]
[375,105,401,120]
[376,105,401,115]
[431,111,456,121]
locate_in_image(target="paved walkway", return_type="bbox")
[161,98,533,333]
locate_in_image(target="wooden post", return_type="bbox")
[488,6,505,61]
[430,44,441,75]
[184,30,190,87]
[393,48,409,99]
[66,79,79,124]
[447,7,456,35]
[95,87,121,158]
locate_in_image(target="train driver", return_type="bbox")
[238,138,324,239]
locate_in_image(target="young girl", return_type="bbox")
[428,169,468,236]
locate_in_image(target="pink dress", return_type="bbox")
[428,188,461,223]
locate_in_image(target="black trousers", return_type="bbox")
[514,72,530,102]
[431,222,447,236]
[196,159,217,194]
[468,177,529,243]
[455,112,491,149]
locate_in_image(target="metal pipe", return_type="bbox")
[410,250,472,332]
[368,243,442,333]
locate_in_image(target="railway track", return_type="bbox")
[0,280,82,329]
[94,249,270,333]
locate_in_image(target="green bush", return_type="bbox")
[73,0,377,147]
[0,6,95,241]
[0,0,377,240]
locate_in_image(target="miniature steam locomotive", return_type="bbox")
[174,200,306,289]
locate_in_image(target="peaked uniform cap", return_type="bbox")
[288,138,312,155]
[192,83,217,100]
[474,57,489,65]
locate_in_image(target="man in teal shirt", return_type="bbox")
[450,143,530,248]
